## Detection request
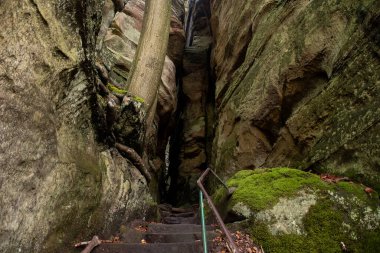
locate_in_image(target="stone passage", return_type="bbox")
[166,0,213,205]
[90,204,216,253]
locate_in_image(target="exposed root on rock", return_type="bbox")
[115,142,152,183]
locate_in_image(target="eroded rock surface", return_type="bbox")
[210,0,380,190]
[0,1,155,252]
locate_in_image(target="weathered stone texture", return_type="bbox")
[0,1,154,252]
[210,0,380,189]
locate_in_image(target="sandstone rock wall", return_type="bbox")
[0,0,174,252]
[210,0,380,190]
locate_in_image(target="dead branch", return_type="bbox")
[115,142,151,182]
[79,236,101,253]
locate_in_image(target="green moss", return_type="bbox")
[250,223,311,253]
[223,168,380,253]
[107,83,128,95]
[302,199,346,252]
[227,168,329,211]
[212,186,228,204]
[250,198,380,253]
[133,96,145,103]
[336,181,367,201]
[210,186,230,219]
[361,229,380,252]
[216,136,237,173]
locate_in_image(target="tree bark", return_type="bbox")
[124,0,171,119]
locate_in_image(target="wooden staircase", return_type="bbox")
[91,204,216,253]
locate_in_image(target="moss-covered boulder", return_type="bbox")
[215,168,380,253]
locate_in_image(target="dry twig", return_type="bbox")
[78,236,101,253]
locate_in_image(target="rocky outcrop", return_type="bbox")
[210,0,380,190]
[0,0,185,252]
[214,168,380,252]
[100,0,144,84]
[0,0,187,249]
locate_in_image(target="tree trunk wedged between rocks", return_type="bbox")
[124,0,172,128]
[92,0,184,204]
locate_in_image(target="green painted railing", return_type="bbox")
[197,168,240,253]
[199,191,208,253]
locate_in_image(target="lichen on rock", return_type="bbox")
[256,190,317,235]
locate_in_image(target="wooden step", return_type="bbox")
[163,216,197,224]
[144,231,216,243]
[92,242,204,253]
[148,223,213,233]
[160,210,196,218]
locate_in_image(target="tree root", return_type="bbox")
[115,142,151,183]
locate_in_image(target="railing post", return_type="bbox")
[199,190,208,253]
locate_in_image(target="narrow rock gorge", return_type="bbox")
[0,0,379,252]
[166,0,213,205]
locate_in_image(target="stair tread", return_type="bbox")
[92,241,204,253]
[145,231,215,235]
[144,231,216,243]
[163,216,197,224]
[162,211,195,217]
[148,223,214,233]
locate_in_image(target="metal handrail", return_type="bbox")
[209,169,229,190]
[199,190,208,253]
[197,168,240,253]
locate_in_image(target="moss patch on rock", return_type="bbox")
[226,168,327,211]
[107,83,128,95]
[215,168,380,253]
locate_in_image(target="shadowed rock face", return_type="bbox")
[165,0,212,204]
[0,1,154,252]
[210,0,380,190]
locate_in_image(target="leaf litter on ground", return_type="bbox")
[211,229,264,253]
